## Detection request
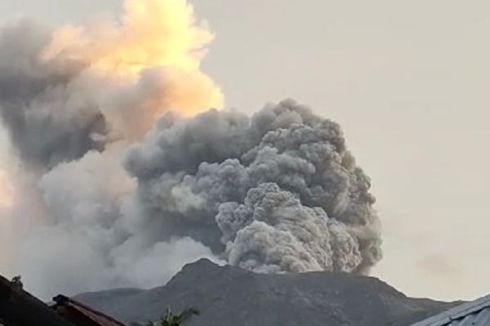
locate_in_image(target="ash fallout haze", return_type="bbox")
[1,0,490,303]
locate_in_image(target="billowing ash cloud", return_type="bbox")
[125,101,381,274]
[0,0,382,299]
[0,22,107,168]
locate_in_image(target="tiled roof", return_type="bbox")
[53,295,126,326]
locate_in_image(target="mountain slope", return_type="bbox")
[75,259,457,326]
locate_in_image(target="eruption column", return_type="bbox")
[0,0,382,298]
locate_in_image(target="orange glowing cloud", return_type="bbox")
[42,0,224,123]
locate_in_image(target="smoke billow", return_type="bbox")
[125,102,382,273]
[0,0,381,299]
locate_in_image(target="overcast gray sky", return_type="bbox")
[1,0,489,301]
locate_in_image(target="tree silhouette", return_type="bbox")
[160,307,199,326]
[131,307,199,326]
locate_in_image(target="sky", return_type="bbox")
[0,0,489,301]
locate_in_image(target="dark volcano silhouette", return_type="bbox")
[74,259,458,326]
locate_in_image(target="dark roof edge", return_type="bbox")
[53,295,126,326]
[0,274,74,326]
[412,293,490,326]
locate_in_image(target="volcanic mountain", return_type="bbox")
[75,259,458,326]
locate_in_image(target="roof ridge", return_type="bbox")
[53,295,126,326]
[412,293,490,326]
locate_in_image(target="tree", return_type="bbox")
[131,307,199,326]
[159,308,199,326]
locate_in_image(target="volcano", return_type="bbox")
[74,259,458,326]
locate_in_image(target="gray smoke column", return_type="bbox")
[125,100,382,274]
[0,22,107,168]
[0,0,382,299]
[0,1,225,297]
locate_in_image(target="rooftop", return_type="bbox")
[412,294,490,326]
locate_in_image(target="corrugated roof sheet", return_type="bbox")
[412,294,490,326]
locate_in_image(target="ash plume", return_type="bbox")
[125,101,381,274]
[0,0,382,299]
[0,22,107,168]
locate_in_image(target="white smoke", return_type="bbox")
[0,0,382,299]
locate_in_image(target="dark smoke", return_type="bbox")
[126,101,382,274]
